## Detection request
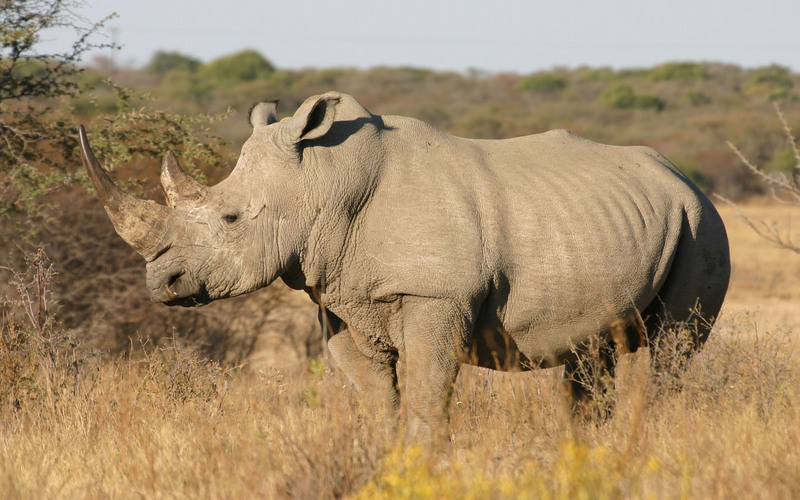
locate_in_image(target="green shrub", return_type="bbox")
[579,67,620,82]
[161,71,215,104]
[649,62,707,81]
[667,154,710,190]
[200,49,275,87]
[579,67,649,82]
[685,91,710,106]
[745,65,794,101]
[145,51,202,75]
[520,72,567,92]
[291,68,348,94]
[600,84,665,111]
[0,0,116,219]
[765,146,798,172]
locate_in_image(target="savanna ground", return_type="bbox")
[0,201,798,499]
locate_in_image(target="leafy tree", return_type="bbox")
[745,65,794,101]
[579,67,620,83]
[649,62,707,81]
[200,49,275,87]
[600,84,665,111]
[0,1,230,220]
[765,146,797,173]
[1,0,116,217]
[520,72,567,92]
[684,90,710,106]
[145,50,202,75]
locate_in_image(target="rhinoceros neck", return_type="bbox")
[292,129,386,296]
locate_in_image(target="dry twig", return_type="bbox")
[714,103,800,254]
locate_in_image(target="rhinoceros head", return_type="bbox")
[80,93,351,306]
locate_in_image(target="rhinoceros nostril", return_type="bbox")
[162,272,183,299]
[168,272,182,287]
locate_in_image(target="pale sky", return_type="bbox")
[46,0,800,73]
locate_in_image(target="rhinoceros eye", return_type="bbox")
[222,213,238,223]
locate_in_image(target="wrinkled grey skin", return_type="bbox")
[80,92,730,441]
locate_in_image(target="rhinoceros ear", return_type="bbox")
[286,93,340,143]
[248,100,279,128]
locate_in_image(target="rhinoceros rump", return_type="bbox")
[79,92,730,441]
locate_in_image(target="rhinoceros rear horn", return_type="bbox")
[78,125,172,261]
[160,151,208,208]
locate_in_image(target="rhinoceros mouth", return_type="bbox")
[161,283,211,307]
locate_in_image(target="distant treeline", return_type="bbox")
[79,50,799,197]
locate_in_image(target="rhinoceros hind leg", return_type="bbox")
[562,338,617,419]
[643,206,730,350]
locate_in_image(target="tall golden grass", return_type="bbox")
[1,204,798,499]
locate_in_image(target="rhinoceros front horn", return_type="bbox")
[78,125,172,261]
[160,150,208,208]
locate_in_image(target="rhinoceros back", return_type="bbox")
[465,130,719,361]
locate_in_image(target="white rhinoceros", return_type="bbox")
[79,91,730,441]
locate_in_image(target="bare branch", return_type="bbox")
[713,193,800,255]
[719,103,800,255]
[773,102,800,170]
[726,140,798,193]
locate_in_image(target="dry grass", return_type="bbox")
[1,202,798,499]
[717,201,800,331]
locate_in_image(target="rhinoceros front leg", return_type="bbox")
[400,296,469,443]
[327,329,400,418]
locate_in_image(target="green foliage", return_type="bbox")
[746,65,794,101]
[395,66,433,83]
[685,90,710,106]
[0,0,117,219]
[600,83,665,111]
[0,1,113,102]
[649,62,707,81]
[145,50,202,75]
[677,162,709,190]
[0,1,230,221]
[519,72,567,92]
[764,145,798,172]
[579,67,621,82]
[79,82,232,185]
[289,68,350,97]
[120,55,798,198]
[200,49,275,87]
[581,67,649,82]
[77,68,110,91]
[600,84,637,108]
[154,69,219,105]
